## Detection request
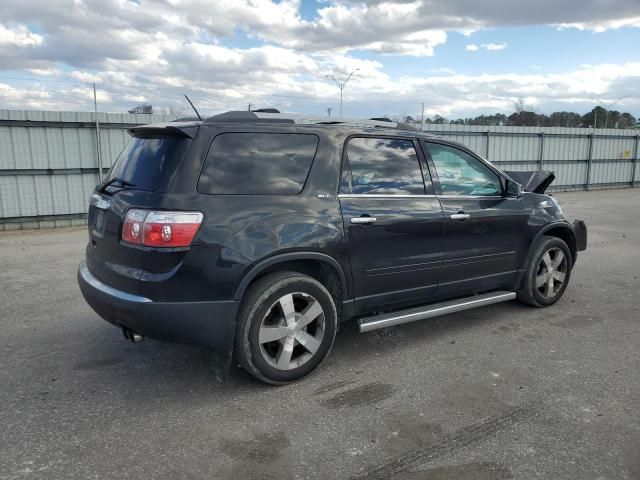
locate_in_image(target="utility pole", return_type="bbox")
[247,102,253,111]
[327,107,332,117]
[420,102,425,131]
[325,68,359,117]
[93,83,103,182]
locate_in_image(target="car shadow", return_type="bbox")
[72,300,533,397]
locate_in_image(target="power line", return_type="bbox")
[0,75,425,104]
[0,75,88,86]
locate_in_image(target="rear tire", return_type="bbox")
[517,236,573,307]
[234,271,337,385]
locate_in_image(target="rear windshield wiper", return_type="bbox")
[101,177,136,192]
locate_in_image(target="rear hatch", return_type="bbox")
[85,124,198,295]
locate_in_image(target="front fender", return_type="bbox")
[514,220,579,290]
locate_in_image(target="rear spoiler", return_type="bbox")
[504,170,555,194]
[127,122,199,138]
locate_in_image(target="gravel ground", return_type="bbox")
[0,188,638,480]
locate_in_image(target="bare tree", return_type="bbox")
[513,97,526,113]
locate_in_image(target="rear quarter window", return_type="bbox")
[197,133,319,195]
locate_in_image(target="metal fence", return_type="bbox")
[425,123,640,193]
[1,109,639,230]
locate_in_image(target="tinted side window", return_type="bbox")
[425,142,501,196]
[343,137,425,195]
[198,133,318,195]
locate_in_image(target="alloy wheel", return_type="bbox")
[258,292,325,371]
[536,247,568,299]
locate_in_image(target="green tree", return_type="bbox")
[507,111,547,126]
[548,111,581,127]
[581,106,607,128]
[618,112,636,129]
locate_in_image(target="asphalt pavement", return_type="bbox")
[1,188,638,479]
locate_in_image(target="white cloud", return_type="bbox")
[430,67,456,74]
[467,43,507,52]
[1,1,639,118]
[481,43,507,51]
[0,23,43,47]
[1,0,638,69]
[2,58,639,121]
[557,16,640,32]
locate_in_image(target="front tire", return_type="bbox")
[234,271,338,385]
[518,236,573,307]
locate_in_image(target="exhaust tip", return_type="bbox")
[122,328,145,343]
[131,333,144,343]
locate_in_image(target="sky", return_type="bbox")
[0,0,639,119]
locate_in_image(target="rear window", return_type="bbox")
[198,133,319,195]
[105,135,188,192]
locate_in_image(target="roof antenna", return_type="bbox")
[184,94,202,121]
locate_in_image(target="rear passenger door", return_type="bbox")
[338,136,444,311]
[421,141,529,294]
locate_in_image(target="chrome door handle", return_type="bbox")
[450,213,470,221]
[351,216,377,224]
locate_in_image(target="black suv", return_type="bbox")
[78,111,587,384]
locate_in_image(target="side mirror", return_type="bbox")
[505,178,524,197]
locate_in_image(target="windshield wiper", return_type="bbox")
[101,177,136,192]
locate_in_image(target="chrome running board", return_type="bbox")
[357,291,516,333]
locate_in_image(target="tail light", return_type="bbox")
[122,209,203,248]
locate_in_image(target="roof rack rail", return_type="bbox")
[204,111,294,124]
[251,108,280,113]
[203,110,420,130]
[172,116,200,122]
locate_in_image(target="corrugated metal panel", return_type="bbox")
[494,161,539,172]
[0,173,98,217]
[1,111,639,228]
[545,161,589,187]
[489,133,538,162]
[0,110,175,172]
[592,136,636,160]
[544,135,589,160]
[590,161,634,184]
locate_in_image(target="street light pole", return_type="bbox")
[605,95,628,128]
[594,96,629,129]
[325,68,359,118]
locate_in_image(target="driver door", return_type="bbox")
[421,141,530,294]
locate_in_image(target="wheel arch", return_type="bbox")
[233,252,350,306]
[536,223,577,263]
[515,221,576,292]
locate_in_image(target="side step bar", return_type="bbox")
[357,291,516,333]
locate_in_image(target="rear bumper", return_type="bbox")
[78,259,239,375]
